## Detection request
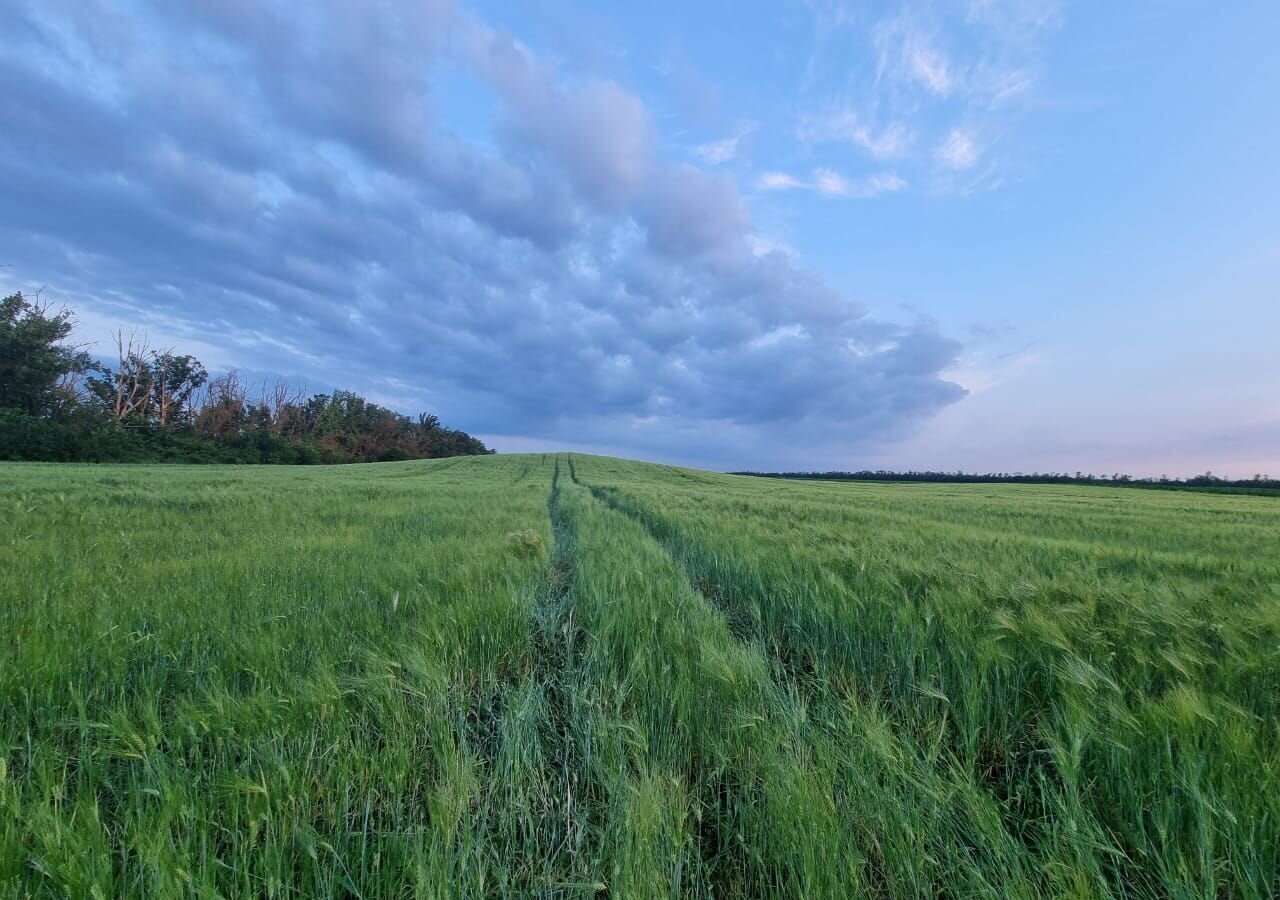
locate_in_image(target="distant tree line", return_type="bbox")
[1,292,492,463]
[734,469,1280,495]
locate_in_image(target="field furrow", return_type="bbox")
[555,469,866,897]
[483,456,599,893]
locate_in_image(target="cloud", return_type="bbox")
[694,123,758,165]
[757,168,907,198]
[757,171,807,191]
[464,26,655,211]
[874,14,956,96]
[934,128,981,170]
[695,136,742,165]
[797,2,1060,195]
[798,110,911,158]
[0,0,966,465]
[163,0,454,173]
[873,7,1050,105]
[639,164,751,258]
[814,168,908,197]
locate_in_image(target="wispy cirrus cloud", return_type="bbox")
[873,2,1058,105]
[934,127,981,171]
[757,171,807,191]
[694,122,758,165]
[874,13,957,96]
[757,167,906,198]
[796,0,1060,194]
[798,110,912,159]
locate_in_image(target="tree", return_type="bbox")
[86,330,153,424]
[195,369,249,438]
[149,351,208,426]
[262,378,305,435]
[3,291,494,463]
[0,292,92,417]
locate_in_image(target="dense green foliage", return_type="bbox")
[0,292,490,463]
[0,294,93,418]
[3,455,1277,897]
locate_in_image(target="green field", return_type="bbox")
[3,455,1278,898]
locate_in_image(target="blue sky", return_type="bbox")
[2,1,1277,475]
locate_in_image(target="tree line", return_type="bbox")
[735,469,1280,495]
[1,292,492,463]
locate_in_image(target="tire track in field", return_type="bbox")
[575,473,819,697]
[526,456,596,884]
[468,456,599,892]
[568,462,772,667]
[567,460,830,893]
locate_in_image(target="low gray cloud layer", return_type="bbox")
[0,0,965,465]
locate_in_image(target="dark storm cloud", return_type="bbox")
[0,0,965,461]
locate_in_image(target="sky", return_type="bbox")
[2,0,1277,476]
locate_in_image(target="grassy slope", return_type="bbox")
[2,455,1277,898]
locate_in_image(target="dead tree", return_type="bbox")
[108,329,152,424]
[262,377,305,435]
